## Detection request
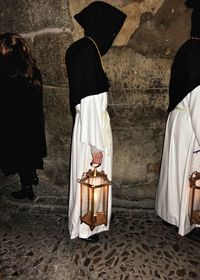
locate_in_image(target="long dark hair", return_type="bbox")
[0,32,41,87]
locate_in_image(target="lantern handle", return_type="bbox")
[90,162,101,168]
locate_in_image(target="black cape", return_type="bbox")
[65,1,126,119]
[168,39,200,112]
[0,58,47,174]
[66,37,110,119]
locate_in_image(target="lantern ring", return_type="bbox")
[90,162,101,168]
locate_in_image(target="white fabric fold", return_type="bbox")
[155,85,200,236]
[69,92,113,239]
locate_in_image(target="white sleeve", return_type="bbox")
[79,93,106,152]
[91,145,102,153]
[189,85,200,146]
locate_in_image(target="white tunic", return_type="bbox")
[69,92,113,239]
[155,85,200,236]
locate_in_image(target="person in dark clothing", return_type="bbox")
[0,32,47,200]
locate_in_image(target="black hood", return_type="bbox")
[66,2,127,119]
[168,1,200,112]
[185,0,200,38]
[74,1,127,56]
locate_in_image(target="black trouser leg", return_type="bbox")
[11,169,35,201]
[18,169,37,187]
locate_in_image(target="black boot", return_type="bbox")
[11,185,35,201]
[80,234,99,243]
[186,228,200,242]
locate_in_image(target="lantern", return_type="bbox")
[189,171,200,225]
[78,163,111,231]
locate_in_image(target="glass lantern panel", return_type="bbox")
[81,184,90,217]
[191,188,200,211]
[94,187,104,214]
[189,179,200,211]
[81,185,108,215]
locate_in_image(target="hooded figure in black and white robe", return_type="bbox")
[155,0,200,239]
[66,1,126,239]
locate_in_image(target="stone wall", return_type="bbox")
[0,0,191,206]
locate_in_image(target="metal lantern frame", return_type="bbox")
[78,163,111,231]
[189,171,200,225]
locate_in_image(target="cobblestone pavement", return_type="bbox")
[0,175,200,280]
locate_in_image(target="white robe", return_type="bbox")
[69,92,113,239]
[155,85,200,236]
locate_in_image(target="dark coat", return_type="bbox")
[0,61,47,174]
